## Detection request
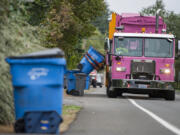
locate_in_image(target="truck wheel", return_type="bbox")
[165,91,175,101]
[149,93,157,98]
[118,92,123,97]
[106,87,117,98]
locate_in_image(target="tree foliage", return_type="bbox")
[25,0,52,25]
[84,30,105,53]
[92,3,110,35]
[141,0,166,17]
[26,0,106,68]
[0,0,44,125]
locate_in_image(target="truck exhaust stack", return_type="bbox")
[156,9,161,33]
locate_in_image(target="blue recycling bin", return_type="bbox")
[6,48,66,134]
[66,69,80,92]
[79,46,105,74]
[85,76,90,90]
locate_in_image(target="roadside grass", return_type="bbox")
[0,18,44,124]
[60,105,81,133]
[63,105,81,115]
[0,105,81,133]
[0,125,13,133]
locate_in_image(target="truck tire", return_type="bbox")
[106,74,117,98]
[118,92,123,97]
[106,87,117,98]
[149,93,158,98]
[165,91,175,101]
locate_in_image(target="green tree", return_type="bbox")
[92,3,110,34]
[0,0,44,124]
[37,0,106,68]
[24,0,52,25]
[84,30,105,53]
[141,0,166,17]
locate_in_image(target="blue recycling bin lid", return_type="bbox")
[6,48,66,65]
[7,48,64,59]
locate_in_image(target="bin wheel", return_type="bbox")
[106,87,117,98]
[14,118,25,133]
[165,91,175,101]
[66,90,70,95]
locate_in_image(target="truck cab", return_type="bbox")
[105,13,175,100]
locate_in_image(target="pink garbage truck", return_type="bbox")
[105,12,176,100]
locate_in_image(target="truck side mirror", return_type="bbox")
[104,38,110,52]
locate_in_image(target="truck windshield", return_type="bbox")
[114,37,174,58]
[144,38,173,58]
[114,37,143,56]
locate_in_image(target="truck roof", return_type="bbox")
[114,33,175,39]
[109,13,167,40]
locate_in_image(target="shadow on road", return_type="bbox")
[84,90,180,101]
[84,92,164,101]
[84,93,107,98]
[122,94,165,101]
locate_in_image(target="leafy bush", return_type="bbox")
[0,1,44,124]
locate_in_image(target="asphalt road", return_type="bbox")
[63,87,180,135]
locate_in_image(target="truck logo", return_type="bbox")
[28,68,49,80]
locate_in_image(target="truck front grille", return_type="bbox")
[131,60,155,80]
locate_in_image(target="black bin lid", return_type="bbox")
[8,48,64,59]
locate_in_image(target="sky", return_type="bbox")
[105,0,180,14]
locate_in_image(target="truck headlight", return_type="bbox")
[116,67,126,72]
[160,69,171,74]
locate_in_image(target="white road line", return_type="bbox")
[128,99,180,135]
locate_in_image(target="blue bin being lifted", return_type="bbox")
[78,46,105,75]
[6,48,66,134]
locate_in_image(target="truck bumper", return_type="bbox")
[111,79,174,94]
